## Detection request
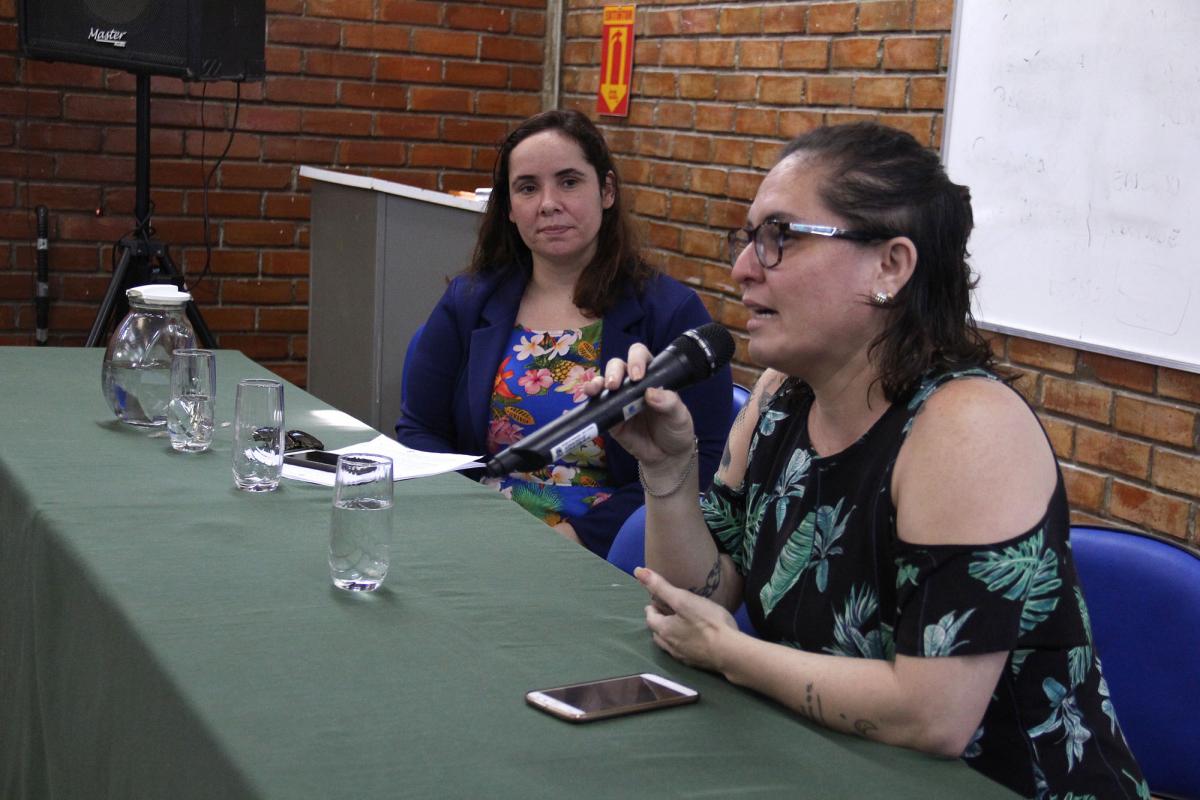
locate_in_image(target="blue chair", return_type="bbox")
[608,504,649,575]
[1071,525,1200,800]
[731,383,751,426]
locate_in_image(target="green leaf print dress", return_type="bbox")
[702,372,1145,799]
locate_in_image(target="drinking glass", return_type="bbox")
[232,378,284,492]
[328,454,394,591]
[167,348,216,452]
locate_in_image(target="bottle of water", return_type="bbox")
[101,284,197,427]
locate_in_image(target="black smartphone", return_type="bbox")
[525,673,698,723]
[282,450,340,473]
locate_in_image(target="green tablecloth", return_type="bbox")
[0,347,1018,799]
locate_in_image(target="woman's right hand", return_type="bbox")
[583,344,698,470]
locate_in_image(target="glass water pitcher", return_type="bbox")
[101,284,198,427]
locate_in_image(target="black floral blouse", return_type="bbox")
[702,371,1146,799]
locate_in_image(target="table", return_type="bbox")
[0,348,1018,799]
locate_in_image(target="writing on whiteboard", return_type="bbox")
[1111,170,1182,197]
[944,0,1200,372]
[1115,261,1190,335]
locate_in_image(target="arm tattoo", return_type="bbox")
[688,556,722,598]
[720,393,751,472]
[797,682,827,726]
[853,719,879,739]
[719,442,733,470]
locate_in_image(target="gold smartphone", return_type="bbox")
[525,673,699,723]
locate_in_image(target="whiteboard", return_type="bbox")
[943,0,1200,373]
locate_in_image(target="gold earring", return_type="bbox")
[871,291,892,306]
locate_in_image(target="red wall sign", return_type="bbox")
[597,5,635,117]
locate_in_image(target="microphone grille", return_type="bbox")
[680,322,735,373]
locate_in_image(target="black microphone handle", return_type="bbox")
[483,349,697,477]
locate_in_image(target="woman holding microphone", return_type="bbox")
[591,122,1143,798]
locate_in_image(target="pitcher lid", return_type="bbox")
[126,284,191,306]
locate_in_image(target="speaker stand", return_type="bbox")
[85,74,215,348]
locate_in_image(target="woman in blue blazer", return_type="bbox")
[396,110,731,557]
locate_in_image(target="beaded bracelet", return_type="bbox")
[637,438,699,499]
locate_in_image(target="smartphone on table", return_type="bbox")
[282,449,340,473]
[525,673,698,723]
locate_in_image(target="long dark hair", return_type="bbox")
[779,122,997,401]
[468,109,651,316]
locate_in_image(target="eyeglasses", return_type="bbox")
[726,220,896,269]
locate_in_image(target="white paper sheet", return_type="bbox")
[282,435,482,487]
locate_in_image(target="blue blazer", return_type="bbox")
[396,267,732,556]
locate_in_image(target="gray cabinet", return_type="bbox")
[301,167,485,433]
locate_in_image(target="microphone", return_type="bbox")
[484,323,735,478]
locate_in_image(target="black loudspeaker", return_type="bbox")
[18,0,265,81]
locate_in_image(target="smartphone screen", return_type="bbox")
[526,673,698,723]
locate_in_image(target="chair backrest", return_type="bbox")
[731,383,751,427]
[1070,525,1200,800]
[607,504,648,576]
[607,504,757,636]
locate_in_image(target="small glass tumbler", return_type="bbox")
[167,348,216,453]
[329,454,394,592]
[232,378,284,492]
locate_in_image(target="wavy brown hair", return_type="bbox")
[468,109,651,317]
[779,122,999,401]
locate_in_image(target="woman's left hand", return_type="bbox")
[635,566,739,672]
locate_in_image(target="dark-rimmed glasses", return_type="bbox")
[726,220,896,269]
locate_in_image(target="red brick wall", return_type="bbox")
[1001,339,1200,540]
[0,0,545,383]
[561,0,953,383]
[0,0,1196,542]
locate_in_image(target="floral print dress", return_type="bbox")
[702,371,1146,799]
[483,322,613,526]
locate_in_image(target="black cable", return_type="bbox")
[191,80,243,293]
